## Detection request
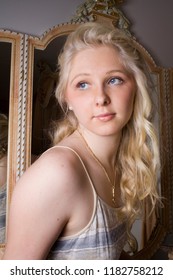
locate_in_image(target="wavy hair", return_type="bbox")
[53,22,161,251]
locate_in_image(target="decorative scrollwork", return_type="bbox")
[16,35,29,179]
[71,0,131,36]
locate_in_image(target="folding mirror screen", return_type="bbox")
[0,1,173,259]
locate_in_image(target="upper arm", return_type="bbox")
[3,149,78,259]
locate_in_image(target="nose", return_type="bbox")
[95,86,110,107]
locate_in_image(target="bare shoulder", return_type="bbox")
[14,146,85,202]
[4,146,85,259]
[38,146,84,184]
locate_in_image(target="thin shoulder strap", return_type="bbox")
[47,145,97,197]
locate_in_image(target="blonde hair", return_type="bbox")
[53,22,160,251]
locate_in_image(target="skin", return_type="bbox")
[3,46,136,259]
[66,46,135,138]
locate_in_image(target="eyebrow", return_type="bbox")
[106,69,129,76]
[70,73,90,85]
[70,69,128,84]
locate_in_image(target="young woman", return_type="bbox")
[3,22,160,260]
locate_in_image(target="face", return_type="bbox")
[65,46,136,137]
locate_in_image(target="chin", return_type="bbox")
[92,127,122,137]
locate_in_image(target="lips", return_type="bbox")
[94,113,116,121]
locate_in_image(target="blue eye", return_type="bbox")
[108,77,123,85]
[77,82,89,90]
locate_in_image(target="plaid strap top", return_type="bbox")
[47,146,127,260]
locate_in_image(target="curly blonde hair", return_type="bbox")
[53,22,160,251]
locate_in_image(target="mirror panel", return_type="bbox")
[0,31,23,257]
[32,35,67,156]
[0,42,11,115]
[0,42,11,245]
[26,23,79,164]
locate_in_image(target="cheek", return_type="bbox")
[119,90,135,110]
[124,84,136,106]
[66,93,90,119]
[66,88,91,109]
[116,89,135,121]
[68,96,88,111]
[125,92,135,109]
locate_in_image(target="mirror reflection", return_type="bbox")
[0,114,8,244]
[0,42,11,243]
[32,36,67,156]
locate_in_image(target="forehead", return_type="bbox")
[69,46,124,74]
[73,45,120,60]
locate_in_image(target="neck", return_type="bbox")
[77,128,121,205]
[77,128,121,169]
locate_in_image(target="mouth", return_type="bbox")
[94,113,116,121]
